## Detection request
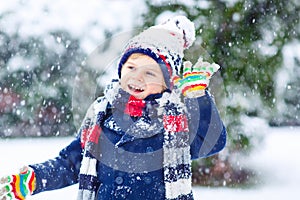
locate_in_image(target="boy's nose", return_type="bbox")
[134,69,144,81]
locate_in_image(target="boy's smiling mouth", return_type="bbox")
[128,84,145,93]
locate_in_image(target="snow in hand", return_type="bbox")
[0,126,299,200]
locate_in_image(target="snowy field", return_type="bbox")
[0,126,299,200]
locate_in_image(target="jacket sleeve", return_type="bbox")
[29,136,83,194]
[186,91,227,160]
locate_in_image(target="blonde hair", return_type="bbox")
[128,53,149,59]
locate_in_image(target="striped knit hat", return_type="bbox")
[118,15,196,89]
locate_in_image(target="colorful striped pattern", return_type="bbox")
[181,84,207,97]
[176,58,220,98]
[2,168,36,200]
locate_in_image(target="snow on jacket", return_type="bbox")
[29,91,226,200]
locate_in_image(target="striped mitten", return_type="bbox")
[175,57,220,98]
[0,166,36,200]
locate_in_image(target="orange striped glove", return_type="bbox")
[175,57,220,98]
[0,166,36,200]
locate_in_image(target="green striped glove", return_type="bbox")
[0,166,36,200]
[174,57,220,98]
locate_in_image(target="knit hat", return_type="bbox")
[118,15,196,89]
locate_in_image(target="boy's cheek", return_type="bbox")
[119,75,127,87]
[148,82,165,93]
[120,81,127,91]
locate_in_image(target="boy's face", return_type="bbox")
[120,53,166,99]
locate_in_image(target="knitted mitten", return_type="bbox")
[0,166,36,200]
[175,57,220,98]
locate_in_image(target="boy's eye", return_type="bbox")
[146,71,156,76]
[127,66,135,70]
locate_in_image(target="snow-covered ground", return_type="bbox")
[0,126,299,200]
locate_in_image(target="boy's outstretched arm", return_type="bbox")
[0,137,83,198]
[28,137,83,194]
[0,102,96,198]
[1,101,98,198]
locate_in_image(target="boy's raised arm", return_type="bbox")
[186,93,227,159]
[174,56,226,159]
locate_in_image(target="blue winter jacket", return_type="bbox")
[29,92,226,199]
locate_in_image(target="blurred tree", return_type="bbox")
[274,61,300,125]
[143,0,300,187]
[0,29,86,137]
[271,46,300,126]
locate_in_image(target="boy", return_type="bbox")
[0,15,226,200]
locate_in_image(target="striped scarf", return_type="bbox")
[77,80,193,200]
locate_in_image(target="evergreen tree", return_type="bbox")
[273,55,300,126]
[0,29,86,137]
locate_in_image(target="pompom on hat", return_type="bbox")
[118,15,196,89]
